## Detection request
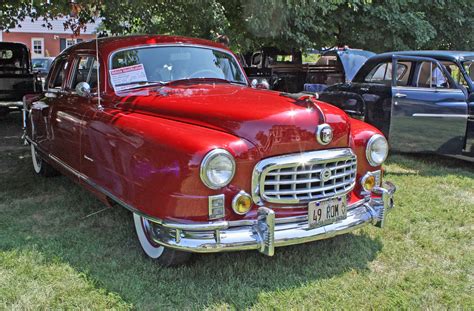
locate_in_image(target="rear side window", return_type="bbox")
[71,56,98,90]
[365,61,410,85]
[416,61,452,89]
[47,58,69,89]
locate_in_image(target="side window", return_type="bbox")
[365,61,410,86]
[416,61,451,89]
[71,56,98,91]
[47,58,69,90]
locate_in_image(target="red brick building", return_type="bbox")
[0,17,100,58]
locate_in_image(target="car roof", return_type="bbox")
[374,50,474,62]
[60,34,232,58]
[0,42,29,50]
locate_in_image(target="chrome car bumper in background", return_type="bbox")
[0,101,22,108]
[147,182,396,256]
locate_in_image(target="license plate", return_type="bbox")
[308,196,347,229]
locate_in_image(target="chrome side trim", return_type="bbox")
[412,113,468,119]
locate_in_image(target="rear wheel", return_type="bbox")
[133,213,191,267]
[31,144,58,177]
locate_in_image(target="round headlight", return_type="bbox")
[200,149,236,189]
[366,134,389,166]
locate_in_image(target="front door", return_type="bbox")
[49,55,97,173]
[389,56,468,154]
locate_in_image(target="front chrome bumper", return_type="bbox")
[149,182,396,256]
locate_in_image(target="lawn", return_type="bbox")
[0,112,473,310]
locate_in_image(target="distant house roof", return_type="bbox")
[5,17,100,35]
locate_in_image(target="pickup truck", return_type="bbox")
[0,42,41,117]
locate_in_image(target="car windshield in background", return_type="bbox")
[0,47,28,71]
[110,46,247,90]
[32,59,50,70]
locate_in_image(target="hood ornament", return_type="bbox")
[316,123,333,145]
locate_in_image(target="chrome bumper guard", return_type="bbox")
[149,182,396,256]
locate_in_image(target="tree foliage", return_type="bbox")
[1,0,472,53]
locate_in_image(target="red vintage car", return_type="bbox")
[23,35,396,266]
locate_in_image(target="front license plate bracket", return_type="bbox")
[308,196,347,229]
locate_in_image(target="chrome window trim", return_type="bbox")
[107,43,249,90]
[251,148,357,205]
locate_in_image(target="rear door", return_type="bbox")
[389,56,468,154]
[29,56,69,152]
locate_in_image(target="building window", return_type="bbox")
[66,39,77,48]
[31,38,44,57]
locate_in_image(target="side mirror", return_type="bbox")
[251,78,270,90]
[76,82,91,97]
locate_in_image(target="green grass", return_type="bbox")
[1,112,473,309]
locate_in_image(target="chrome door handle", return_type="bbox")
[394,93,407,98]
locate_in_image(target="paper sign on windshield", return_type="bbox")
[109,64,147,91]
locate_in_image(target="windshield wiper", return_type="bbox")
[115,80,166,91]
[163,77,246,86]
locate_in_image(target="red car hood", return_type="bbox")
[110,83,350,157]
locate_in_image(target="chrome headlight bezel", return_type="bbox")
[200,149,236,189]
[366,134,389,166]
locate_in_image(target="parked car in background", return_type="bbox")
[242,47,374,93]
[0,42,41,117]
[24,35,395,266]
[319,51,474,161]
[32,57,55,78]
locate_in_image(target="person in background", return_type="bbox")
[215,35,232,80]
[216,35,230,48]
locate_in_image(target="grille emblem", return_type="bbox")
[316,124,333,145]
[320,168,332,182]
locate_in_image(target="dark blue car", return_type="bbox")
[319,51,474,161]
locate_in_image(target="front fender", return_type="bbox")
[348,118,385,197]
[86,111,257,222]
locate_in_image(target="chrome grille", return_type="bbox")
[252,148,357,205]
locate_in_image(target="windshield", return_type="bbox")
[32,58,51,70]
[110,46,247,90]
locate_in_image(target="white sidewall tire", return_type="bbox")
[133,213,165,259]
[31,144,42,174]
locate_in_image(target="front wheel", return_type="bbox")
[133,213,191,267]
[31,144,58,177]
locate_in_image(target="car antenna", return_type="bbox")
[95,30,103,110]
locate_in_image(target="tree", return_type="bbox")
[1,0,472,53]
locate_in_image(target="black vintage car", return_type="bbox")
[319,51,474,161]
[0,42,42,117]
[243,47,374,93]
